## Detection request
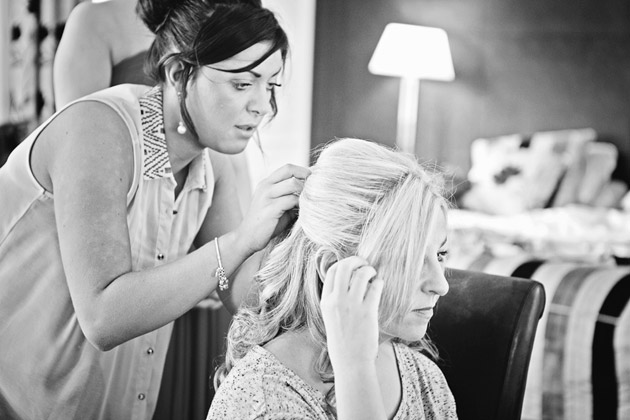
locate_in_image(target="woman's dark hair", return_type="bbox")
[136,0,288,139]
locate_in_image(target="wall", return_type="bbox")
[312,0,630,183]
[246,0,315,187]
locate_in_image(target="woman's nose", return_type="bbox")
[248,86,273,116]
[422,261,449,297]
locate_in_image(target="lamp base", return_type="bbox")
[396,77,420,154]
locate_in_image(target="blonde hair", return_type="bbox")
[215,138,448,409]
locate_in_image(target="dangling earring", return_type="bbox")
[176,91,187,135]
[177,120,187,135]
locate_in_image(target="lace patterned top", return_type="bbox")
[208,341,458,419]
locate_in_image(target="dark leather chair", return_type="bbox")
[429,269,546,420]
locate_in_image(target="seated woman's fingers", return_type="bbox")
[321,257,377,305]
[348,265,377,302]
[364,279,384,311]
[330,256,369,296]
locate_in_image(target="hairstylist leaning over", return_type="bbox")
[53,0,257,216]
[0,2,307,419]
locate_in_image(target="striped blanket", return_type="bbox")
[447,255,630,420]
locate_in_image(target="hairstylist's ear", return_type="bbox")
[164,59,186,89]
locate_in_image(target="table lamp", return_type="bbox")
[368,23,455,154]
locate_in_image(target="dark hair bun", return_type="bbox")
[137,0,262,33]
[136,0,183,34]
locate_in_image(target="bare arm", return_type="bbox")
[194,150,304,313]
[53,2,113,108]
[44,102,308,351]
[193,150,263,314]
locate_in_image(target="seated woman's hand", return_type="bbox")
[237,164,310,254]
[320,256,384,371]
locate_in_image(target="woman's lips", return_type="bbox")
[234,125,256,138]
[412,307,434,318]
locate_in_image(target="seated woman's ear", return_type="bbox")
[316,252,338,284]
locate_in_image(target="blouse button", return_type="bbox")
[146,347,154,355]
[138,393,145,401]
[157,253,164,261]
[173,210,178,215]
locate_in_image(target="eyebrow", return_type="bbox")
[440,237,448,248]
[208,65,283,78]
[249,68,282,78]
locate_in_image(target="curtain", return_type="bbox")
[154,307,232,420]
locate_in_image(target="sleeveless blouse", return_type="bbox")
[0,84,215,420]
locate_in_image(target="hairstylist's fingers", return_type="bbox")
[348,265,377,302]
[268,176,305,199]
[364,278,384,311]
[332,256,368,295]
[265,164,311,184]
[270,194,300,213]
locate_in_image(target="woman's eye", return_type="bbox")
[233,82,252,91]
[437,250,449,263]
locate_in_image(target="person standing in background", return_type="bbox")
[53,0,155,105]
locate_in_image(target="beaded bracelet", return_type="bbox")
[214,237,229,291]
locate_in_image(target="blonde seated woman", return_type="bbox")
[208,138,458,419]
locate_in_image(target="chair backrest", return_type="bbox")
[428,269,546,420]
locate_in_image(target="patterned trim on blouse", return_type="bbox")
[139,86,172,180]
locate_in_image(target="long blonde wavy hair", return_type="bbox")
[215,138,448,410]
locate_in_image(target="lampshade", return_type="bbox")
[368,23,455,81]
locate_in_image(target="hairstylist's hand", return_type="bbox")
[320,257,384,370]
[238,164,310,254]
